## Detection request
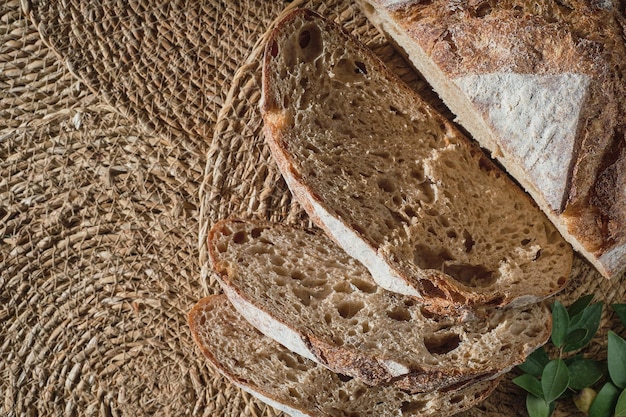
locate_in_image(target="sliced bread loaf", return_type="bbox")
[188,294,501,417]
[357,0,626,278]
[260,8,573,311]
[208,218,552,392]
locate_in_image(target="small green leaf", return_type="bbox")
[514,374,544,399]
[563,328,588,348]
[564,354,585,366]
[613,304,626,329]
[608,331,626,388]
[589,382,620,417]
[569,294,595,318]
[568,359,606,390]
[564,302,603,352]
[519,348,550,378]
[551,300,569,347]
[526,394,552,417]
[542,359,570,403]
[616,389,626,417]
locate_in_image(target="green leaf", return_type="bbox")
[542,359,570,403]
[608,331,626,388]
[564,302,603,352]
[514,374,544,399]
[526,394,552,417]
[563,328,588,348]
[564,354,585,366]
[551,300,569,347]
[589,382,620,417]
[519,348,550,378]
[568,359,606,390]
[569,294,595,318]
[616,389,626,417]
[613,304,626,329]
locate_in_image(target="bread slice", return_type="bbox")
[260,8,573,311]
[357,0,626,278]
[208,218,552,393]
[188,294,501,417]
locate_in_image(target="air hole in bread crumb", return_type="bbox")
[377,178,396,193]
[338,374,353,382]
[447,230,458,239]
[293,287,312,306]
[450,395,464,404]
[401,400,427,413]
[420,280,447,300]
[410,167,425,181]
[404,207,417,218]
[355,61,367,74]
[443,263,496,288]
[337,300,364,319]
[387,307,411,321]
[297,25,323,62]
[413,244,454,270]
[370,150,391,159]
[269,40,278,57]
[424,333,460,355]
[270,255,285,267]
[475,3,493,17]
[250,228,263,238]
[232,231,247,244]
[438,216,450,228]
[361,322,370,333]
[299,29,311,48]
[463,230,475,252]
[324,312,332,324]
[351,278,377,293]
[333,281,353,294]
[291,271,305,281]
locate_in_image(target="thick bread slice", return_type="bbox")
[260,8,573,311]
[358,0,626,278]
[188,294,501,417]
[208,218,552,392]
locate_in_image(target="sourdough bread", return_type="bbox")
[188,294,501,417]
[358,0,626,278]
[208,218,552,392]
[261,8,573,311]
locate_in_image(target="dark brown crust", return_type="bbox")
[260,8,570,309]
[371,0,626,275]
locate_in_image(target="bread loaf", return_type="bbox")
[358,0,626,278]
[188,294,501,417]
[208,218,552,393]
[261,8,573,311]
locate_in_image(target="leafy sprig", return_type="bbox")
[514,295,626,417]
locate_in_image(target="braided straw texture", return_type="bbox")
[1,0,624,416]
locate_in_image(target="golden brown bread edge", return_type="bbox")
[358,0,626,278]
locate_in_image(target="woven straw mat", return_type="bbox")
[0,0,623,416]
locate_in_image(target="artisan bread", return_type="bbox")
[260,8,573,311]
[358,0,626,278]
[208,218,552,393]
[188,294,501,417]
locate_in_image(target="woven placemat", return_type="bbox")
[199,1,626,417]
[1,0,286,416]
[2,0,625,415]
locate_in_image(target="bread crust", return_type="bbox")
[360,0,626,277]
